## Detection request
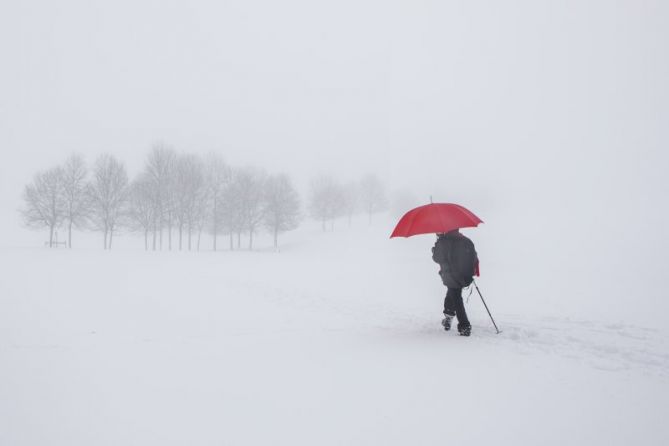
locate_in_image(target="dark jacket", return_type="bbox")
[432,232,479,288]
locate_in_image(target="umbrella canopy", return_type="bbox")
[390,203,483,238]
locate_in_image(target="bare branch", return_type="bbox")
[20,167,65,247]
[264,173,300,249]
[87,154,129,249]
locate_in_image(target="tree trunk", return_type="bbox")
[188,227,192,251]
[152,220,157,251]
[249,230,253,250]
[197,228,202,251]
[103,228,108,250]
[68,221,73,248]
[179,225,183,250]
[229,232,233,251]
[109,229,113,250]
[237,231,241,249]
[49,225,54,248]
[212,202,218,251]
[168,219,172,250]
[159,226,163,250]
[144,229,148,251]
[274,227,278,249]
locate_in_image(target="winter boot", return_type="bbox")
[441,314,454,331]
[458,324,472,337]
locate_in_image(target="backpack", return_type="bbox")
[432,234,478,287]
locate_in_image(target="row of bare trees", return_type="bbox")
[22,146,392,249]
[308,174,388,231]
[22,146,301,250]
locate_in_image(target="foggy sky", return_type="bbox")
[1,0,667,241]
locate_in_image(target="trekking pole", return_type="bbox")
[472,279,501,334]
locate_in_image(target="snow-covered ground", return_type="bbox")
[1,219,668,445]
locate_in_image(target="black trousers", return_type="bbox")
[444,287,470,328]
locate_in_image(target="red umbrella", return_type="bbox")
[390,203,483,238]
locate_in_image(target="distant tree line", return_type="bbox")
[307,173,388,231]
[21,145,390,249]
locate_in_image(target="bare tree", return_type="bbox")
[341,182,360,227]
[204,153,231,251]
[173,154,205,250]
[263,174,300,249]
[232,167,267,250]
[60,154,88,248]
[143,143,176,250]
[359,174,388,224]
[220,175,244,250]
[21,167,65,247]
[190,163,211,251]
[127,174,156,250]
[194,186,209,251]
[308,175,345,231]
[87,154,129,249]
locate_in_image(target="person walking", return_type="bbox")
[431,229,479,336]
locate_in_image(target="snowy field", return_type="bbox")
[1,219,668,446]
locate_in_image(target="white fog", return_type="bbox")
[1,1,667,445]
